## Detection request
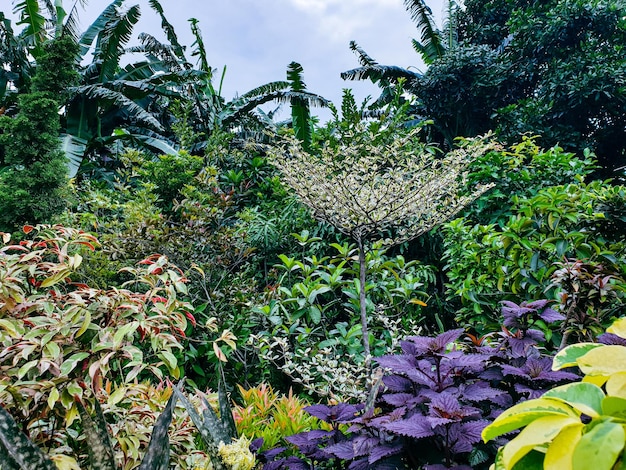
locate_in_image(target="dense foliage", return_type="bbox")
[1,1,625,469]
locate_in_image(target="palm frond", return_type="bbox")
[73,84,164,130]
[341,65,420,84]
[60,133,88,177]
[188,17,211,75]
[13,0,47,57]
[59,1,84,42]
[286,61,306,92]
[147,0,187,64]
[348,41,379,67]
[238,80,289,100]
[78,0,123,57]
[111,127,179,156]
[95,4,141,82]
[403,0,445,64]
[126,32,184,71]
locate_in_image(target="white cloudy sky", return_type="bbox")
[7,0,446,119]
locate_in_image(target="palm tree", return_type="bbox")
[341,0,460,117]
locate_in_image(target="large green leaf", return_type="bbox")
[553,343,603,370]
[147,0,186,62]
[482,398,578,442]
[542,382,605,418]
[78,0,124,58]
[0,405,56,470]
[572,420,625,470]
[60,133,88,178]
[13,0,46,58]
[403,0,446,64]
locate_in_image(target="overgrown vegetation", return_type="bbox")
[1,0,625,468]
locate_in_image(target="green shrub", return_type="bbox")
[443,181,626,338]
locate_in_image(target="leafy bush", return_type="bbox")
[253,239,434,400]
[0,225,234,466]
[483,317,626,470]
[443,181,626,336]
[232,384,321,452]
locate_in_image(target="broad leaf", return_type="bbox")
[572,420,625,470]
[482,398,578,442]
[502,415,578,469]
[553,343,603,370]
[542,382,605,418]
[544,423,583,470]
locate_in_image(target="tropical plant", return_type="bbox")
[232,383,321,452]
[264,301,577,469]
[253,238,434,400]
[482,316,626,470]
[0,34,79,231]
[269,115,494,369]
[443,180,626,335]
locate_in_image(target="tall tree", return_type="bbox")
[0,34,79,231]
[344,0,626,175]
[269,93,493,369]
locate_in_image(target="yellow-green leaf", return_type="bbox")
[542,382,604,418]
[606,372,626,399]
[607,317,626,339]
[578,345,626,377]
[48,387,60,410]
[572,421,625,470]
[75,310,91,338]
[40,269,71,288]
[158,350,177,372]
[544,423,583,470]
[502,415,578,469]
[482,398,578,442]
[108,386,127,407]
[50,454,81,470]
[553,343,603,370]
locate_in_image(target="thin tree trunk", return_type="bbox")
[357,236,371,373]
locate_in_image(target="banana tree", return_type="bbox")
[341,0,460,110]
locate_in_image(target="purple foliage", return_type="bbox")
[261,299,579,470]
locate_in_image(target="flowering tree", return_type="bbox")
[269,126,494,368]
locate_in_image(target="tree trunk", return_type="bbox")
[357,236,371,372]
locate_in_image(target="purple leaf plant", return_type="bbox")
[260,300,577,469]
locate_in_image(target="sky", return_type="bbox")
[6,0,446,121]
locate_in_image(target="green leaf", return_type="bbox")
[602,396,626,419]
[0,405,56,470]
[542,382,605,418]
[482,398,578,442]
[572,421,625,470]
[553,343,603,370]
[60,352,90,376]
[502,415,579,469]
[158,350,178,372]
